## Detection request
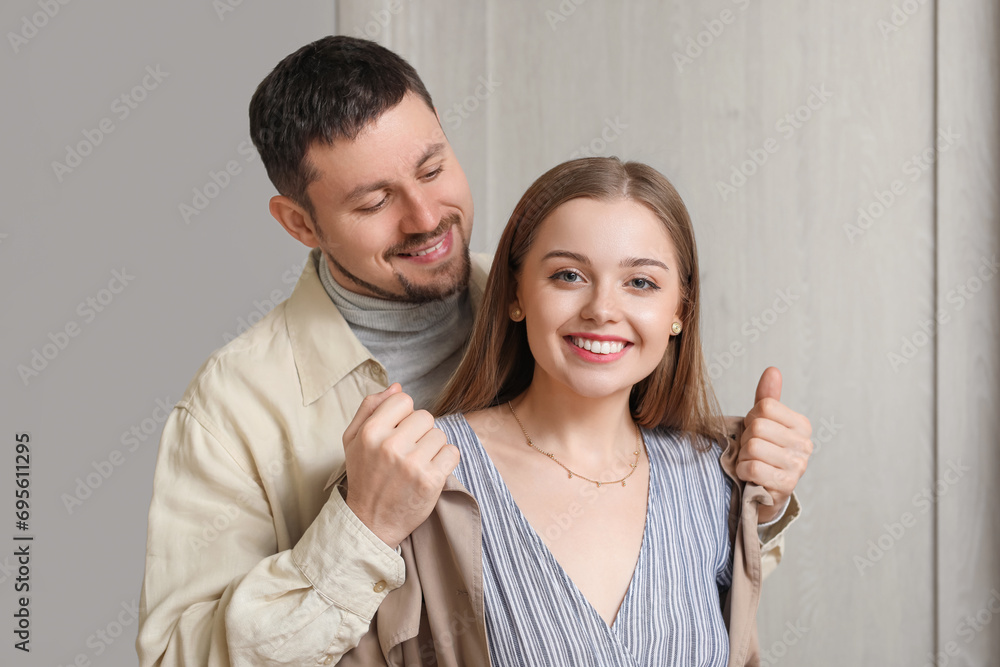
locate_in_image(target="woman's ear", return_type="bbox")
[509,299,525,322]
[509,279,525,322]
[671,299,686,336]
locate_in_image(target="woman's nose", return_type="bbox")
[580,284,622,323]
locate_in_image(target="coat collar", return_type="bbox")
[286,248,492,406]
[286,249,372,406]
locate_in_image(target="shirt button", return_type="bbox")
[322,656,334,665]
[373,580,387,593]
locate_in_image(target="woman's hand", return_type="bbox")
[736,367,813,525]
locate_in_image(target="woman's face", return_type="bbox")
[514,197,684,401]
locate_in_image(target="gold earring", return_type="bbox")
[511,307,523,321]
[671,322,682,335]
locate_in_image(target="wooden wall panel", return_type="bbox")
[339,1,999,663]
[937,0,1000,664]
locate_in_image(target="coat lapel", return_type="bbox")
[719,415,772,667]
[325,469,490,665]
[406,476,490,666]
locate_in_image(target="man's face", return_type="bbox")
[303,93,474,302]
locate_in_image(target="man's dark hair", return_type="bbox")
[249,35,435,219]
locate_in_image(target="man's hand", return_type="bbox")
[341,383,461,549]
[736,367,813,524]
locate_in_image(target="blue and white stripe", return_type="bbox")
[437,412,733,667]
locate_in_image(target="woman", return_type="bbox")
[335,157,810,666]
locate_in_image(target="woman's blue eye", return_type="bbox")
[550,270,581,283]
[629,278,659,290]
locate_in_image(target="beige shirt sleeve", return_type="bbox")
[137,407,404,667]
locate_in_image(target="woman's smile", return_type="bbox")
[565,335,632,361]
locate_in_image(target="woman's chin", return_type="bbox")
[558,378,646,402]
[532,359,661,402]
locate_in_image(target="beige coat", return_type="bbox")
[333,415,790,667]
[137,249,495,666]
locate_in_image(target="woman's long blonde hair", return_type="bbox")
[434,157,726,449]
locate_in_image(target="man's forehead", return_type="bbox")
[310,134,444,181]
[304,93,447,195]
[321,131,441,170]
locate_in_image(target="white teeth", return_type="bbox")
[571,337,625,355]
[403,238,445,257]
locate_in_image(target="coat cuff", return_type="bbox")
[757,492,801,580]
[757,496,791,530]
[290,486,405,620]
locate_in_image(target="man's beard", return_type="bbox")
[326,213,471,303]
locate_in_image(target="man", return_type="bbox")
[137,35,808,666]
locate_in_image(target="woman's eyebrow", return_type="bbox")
[541,250,590,264]
[621,257,670,272]
[541,250,669,272]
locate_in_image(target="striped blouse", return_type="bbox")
[437,412,734,667]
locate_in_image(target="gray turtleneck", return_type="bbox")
[318,254,473,410]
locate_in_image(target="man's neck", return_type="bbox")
[316,250,473,410]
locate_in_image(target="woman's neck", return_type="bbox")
[509,378,638,469]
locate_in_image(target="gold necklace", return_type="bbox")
[506,401,643,488]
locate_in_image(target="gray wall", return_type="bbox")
[0,2,337,665]
[2,1,997,665]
